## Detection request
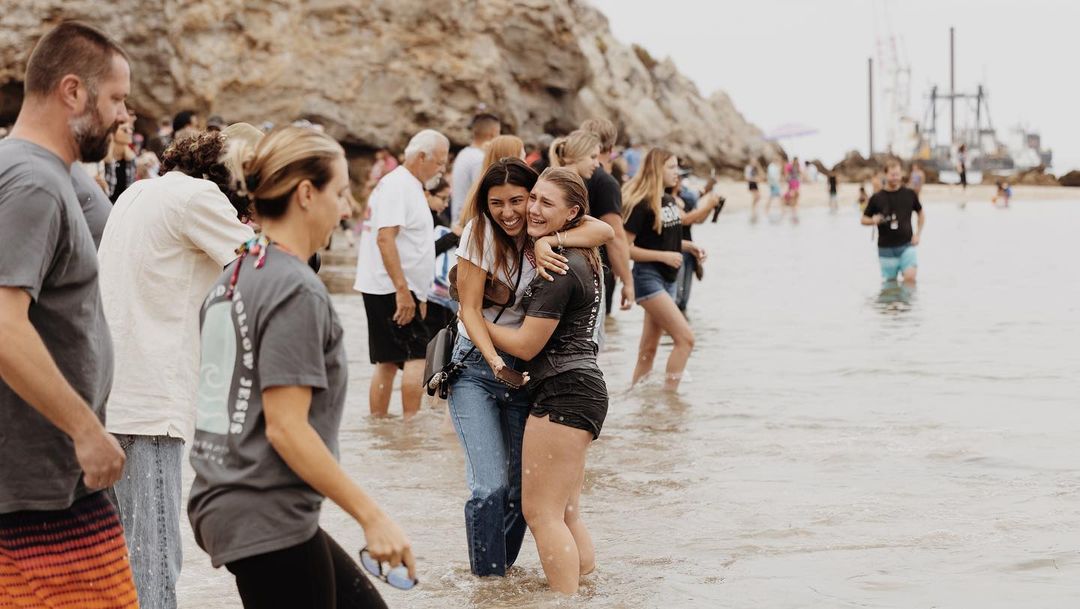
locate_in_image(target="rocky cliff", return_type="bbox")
[0,0,780,170]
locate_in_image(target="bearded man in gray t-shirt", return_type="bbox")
[0,22,139,608]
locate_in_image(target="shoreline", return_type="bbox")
[709,179,1077,213]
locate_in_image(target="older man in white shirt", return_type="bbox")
[355,129,448,417]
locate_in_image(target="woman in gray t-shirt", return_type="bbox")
[187,127,414,608]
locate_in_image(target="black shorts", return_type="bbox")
[748,181,758,191]
[361,292,430,366]
[531,368,608,439]
[423,301,456,341]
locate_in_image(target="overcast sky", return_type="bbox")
[589,0,1079,172]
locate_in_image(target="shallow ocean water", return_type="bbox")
[178,195,1080,608]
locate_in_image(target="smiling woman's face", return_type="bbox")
[527,178,579,238]
[486,183,530,237]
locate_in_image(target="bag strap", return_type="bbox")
[459,247,527,362]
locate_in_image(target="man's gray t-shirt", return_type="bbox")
[70,163,112,249]
[188,244,347,566]
[0,139,114,513]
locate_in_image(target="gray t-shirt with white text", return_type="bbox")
[187,244,347,566]
[0,139,113,513]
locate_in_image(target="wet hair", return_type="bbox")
[463,158,538,282]
[549,130,600,169]
[536,167,601,274]
[238,126,345,219]
[579,118,618,153]
[622,148,675,233]
[24,21,128,98]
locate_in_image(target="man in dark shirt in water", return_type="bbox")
[861,159,925,285]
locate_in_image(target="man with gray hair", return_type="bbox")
[355,128,448,417]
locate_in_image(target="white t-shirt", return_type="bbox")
[450,146,484,224]
[98,171,254,441]
[455,219,536,341]
[353,166,435,300]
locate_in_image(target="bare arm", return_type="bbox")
[533,215,614,281]
[912,208,926,244]
[597,212,632,285]
[625,229,683,268]
[0,287,124,489]
[485,316,560,361]
[681,193,721,225]
[861,214,883,226]
[598,212,635,309]
[263,385,415,577]
[375,226,420,325]
[456,258,505,371]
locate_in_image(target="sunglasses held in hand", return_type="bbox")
[359,546,417,590]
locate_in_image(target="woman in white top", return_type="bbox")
[96,125,258,608]
[448,157,611,577]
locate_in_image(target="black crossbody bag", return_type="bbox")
[423,250,525,398]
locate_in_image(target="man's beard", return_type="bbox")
[69,89,117,163]
[424,173,442,191]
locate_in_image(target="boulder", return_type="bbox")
[1059,170,1080,187]
[0,0,782,171]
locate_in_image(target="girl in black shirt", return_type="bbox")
[621,148,711,391]
[484,168,607,595]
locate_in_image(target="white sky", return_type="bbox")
[589,0,1080,173]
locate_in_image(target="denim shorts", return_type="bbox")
[633,263,677,304]
[878,244,917,279]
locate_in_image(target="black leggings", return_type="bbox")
[225,528,387,609]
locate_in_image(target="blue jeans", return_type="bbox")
[110,434,184,609]
[447,336,530,576]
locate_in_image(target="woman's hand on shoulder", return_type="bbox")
[534,237,568,282]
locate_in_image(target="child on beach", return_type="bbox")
[993,181,1012,207]
[857,183,868,211]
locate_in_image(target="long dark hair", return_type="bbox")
[464,157,538,281]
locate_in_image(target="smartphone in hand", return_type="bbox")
[495,366,527,388]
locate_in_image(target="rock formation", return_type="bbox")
[0,0,781,171]
[1058,170,1080,187]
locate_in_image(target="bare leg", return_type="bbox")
[631,308,663,386]
[369,363,398,416]
[400,359,425,418]
[565,462,594,576]
[521,415,592,594]
[638,293,695,391]
[902,266,917,286]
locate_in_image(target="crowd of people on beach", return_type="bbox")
[0,18,969,608]
[0,22,740,609]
